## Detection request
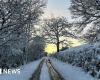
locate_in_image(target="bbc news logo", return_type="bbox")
[0,68,20,74]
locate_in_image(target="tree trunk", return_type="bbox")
[56,41,59,52]
[56,28,60,52]
[56,33,59,52]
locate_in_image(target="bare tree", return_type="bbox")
[43,17,74,52]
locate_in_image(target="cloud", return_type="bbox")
[42,0,72,20]
[43,8,72,21]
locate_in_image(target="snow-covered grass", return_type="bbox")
[40,61,50,80]
[51,58,94,80]
[0,59,41,80]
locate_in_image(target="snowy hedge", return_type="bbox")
[53,42,100,79]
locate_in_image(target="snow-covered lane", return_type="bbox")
[51,58,94,80]
[40,61,51,80]
[0,59,41,80]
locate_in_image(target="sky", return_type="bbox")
[43,0,72,20]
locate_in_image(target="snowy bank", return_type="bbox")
[51,58,94,80]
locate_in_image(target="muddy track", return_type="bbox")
[46,60,65,80]
[29,59,44,80]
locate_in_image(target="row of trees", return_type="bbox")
[0,0,76,68]
[42,0,100,52]
[1,0,100,68]
[0,0,46,68]
[44,0,100,52]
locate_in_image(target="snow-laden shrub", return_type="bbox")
[53,42,100,78]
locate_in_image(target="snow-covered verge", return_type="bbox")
[0,59,41,80]
[51,58,94,80]
[53,42,100,79]
[40,62,50,80]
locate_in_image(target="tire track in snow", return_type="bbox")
[40,61,51,80]
[29,59,44,80]
[46,59,65,80]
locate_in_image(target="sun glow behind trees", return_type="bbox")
[45,37,85,54]
[45,44,57,54]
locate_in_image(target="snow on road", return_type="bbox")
[51,58,94,80]
[0,59,41,80]
[0,57,95,80]
[40,61,50,80]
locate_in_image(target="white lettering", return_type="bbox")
[1,69,20,74]
[3,69,8,74]
[0,69,2,74]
